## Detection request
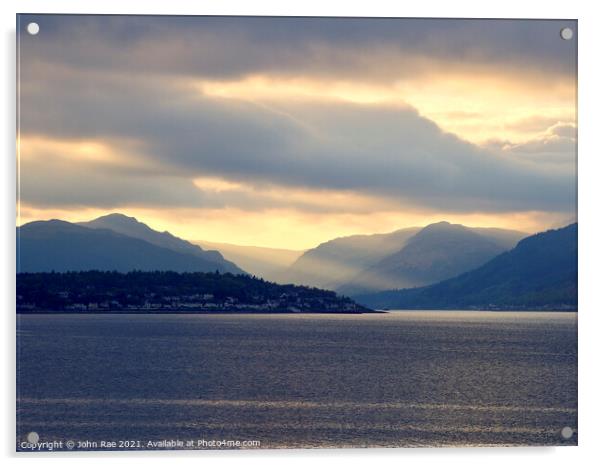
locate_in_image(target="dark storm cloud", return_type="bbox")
[18,15,577,82]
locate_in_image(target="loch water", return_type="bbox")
[17,311,577,449]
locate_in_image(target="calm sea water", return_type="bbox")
[16,311,577,450]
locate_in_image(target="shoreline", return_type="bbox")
[16,309,385,315]
[15,309,578,315]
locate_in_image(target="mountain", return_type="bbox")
[281,227,421,290]
[338,222,525,296]
[78,213,242,274]
[17,220,244,274]
[193,240,304,282]
[355,223,577,310]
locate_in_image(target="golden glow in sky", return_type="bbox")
[17,201,572,250]
[196,70,575,145]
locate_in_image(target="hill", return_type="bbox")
[17,220,244,274]
[79,213,243,274]
[355,223,577,310]
[339,222,524,295]
[282,227,421,290]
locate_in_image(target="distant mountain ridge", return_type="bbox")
[17,218,245,274]
[17,213,535,301]
[282,222,525,294]
[355,223,577,310]
[281,227,421,290]
[78,213,237,269]
[338,222,525,296]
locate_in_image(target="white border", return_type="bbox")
[3,1,601,465]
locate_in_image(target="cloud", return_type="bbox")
[18,135,407,214]
[17,15,577,226]
[551,123,577,139]
[19,139,206,208]
[504,115,565,134]
[18,15,576,85]
[494,122,577,170]
[18,68,575,214]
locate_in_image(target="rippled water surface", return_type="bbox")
[17,311,577,449]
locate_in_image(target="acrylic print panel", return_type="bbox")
[16,15,577,451]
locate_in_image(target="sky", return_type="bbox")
[17,15,577,249]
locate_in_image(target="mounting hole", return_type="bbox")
[560,27,573,40]
[561,426,574,439]
[26,22,40,35]
[27,431,39,443]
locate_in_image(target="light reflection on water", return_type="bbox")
[17,311,577,449]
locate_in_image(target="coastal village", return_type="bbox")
[16,271,371,314]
